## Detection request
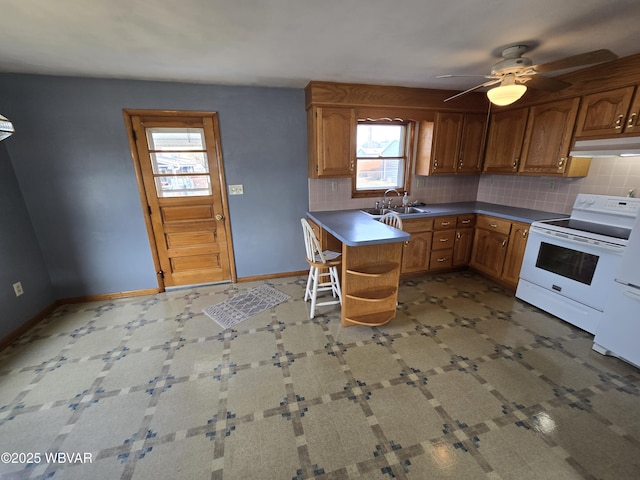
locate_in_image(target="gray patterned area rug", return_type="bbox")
[203,284,291,329]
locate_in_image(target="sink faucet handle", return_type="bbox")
[375,200,380,209]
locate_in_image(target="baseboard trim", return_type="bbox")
[0,301,60,352]
[237,270,307,283]
[60,288,163,304]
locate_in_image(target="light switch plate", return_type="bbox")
[229,184,244,195]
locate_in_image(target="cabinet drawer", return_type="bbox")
[457,214,476,228]
[476,215,512,235]
[433,215,457,230]
[432,230,456,250]
[402,217,434,233]
[430,250,453,269]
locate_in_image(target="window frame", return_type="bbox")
[351,119,415,198]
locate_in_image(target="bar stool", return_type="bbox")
[300,218,342,319]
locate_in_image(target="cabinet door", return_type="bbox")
[519,98,580,175]
[309,106,355,177]
[457,113,487,174]
[483,108,528,174]
[574,87,635,138]
[430,112,463,174]
[623,89,640,135]
[502,221,530,288]
[402,232,432,274]
[453,227,474,266]
[470,228,509,278]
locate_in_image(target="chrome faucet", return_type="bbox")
[383,189,400,208]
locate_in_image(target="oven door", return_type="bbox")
[518,225,624,313]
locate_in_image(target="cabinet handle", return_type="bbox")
[628,113,637,128]
[615,115,624,129]
[437,257,446,262]
[433,159,438,170]
[490,223,498,228]
[456,232,461,239]
[512,158,519,169]
[501,239,507,247]
[522,229,528,239]
[350,160,355,171]
[439,238,449,243]
[461,219,471,224]
[558,157,566,169]
[440,221,450,226]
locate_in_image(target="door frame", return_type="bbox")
[123,109,237,290]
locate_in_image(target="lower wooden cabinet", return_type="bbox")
[469,214,530,289]
[453,214,476,266]
[401,218,434,274]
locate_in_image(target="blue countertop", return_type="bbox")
[308,202,566,247]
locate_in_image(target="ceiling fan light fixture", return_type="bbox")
[486,84,527,106]
[0,113,15,141]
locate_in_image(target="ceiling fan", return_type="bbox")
[438,45,618,105]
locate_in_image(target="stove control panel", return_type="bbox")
[574,194,640,217]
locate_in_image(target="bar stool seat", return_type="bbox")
[301,218,342,319]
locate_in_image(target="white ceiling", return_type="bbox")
[2,0,640,93]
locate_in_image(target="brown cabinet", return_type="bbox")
[501,221,530,288]
[307,106,355,178]
[470,215,531,289]
[417,113,486,175]
[483,108,529,174]
[428,215,462,271]
[484,100,589,177]
[453,214,475,266]
[401,217,434,274]
[519,98,582,176]
[574,86,640,138]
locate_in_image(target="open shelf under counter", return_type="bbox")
[346,262,400,277]
[343,310,398,327]
[345,286,397,302]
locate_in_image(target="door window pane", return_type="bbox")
[154,176,212,197]
[145,127,211,197]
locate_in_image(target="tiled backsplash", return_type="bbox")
[477,156,640,214]
[309,157,640,214]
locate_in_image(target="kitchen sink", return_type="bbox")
[360,206,429,217]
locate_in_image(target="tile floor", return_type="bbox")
[1,271,639,479]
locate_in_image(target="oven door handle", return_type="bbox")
[531,227,624,254]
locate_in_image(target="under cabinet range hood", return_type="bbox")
[570,137,640,157]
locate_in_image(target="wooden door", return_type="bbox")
[483,108,528,174]
[453,227,474,266]
[457,113,487,174]
[623,88,640,135]
[430,112,462,174]
[519,98,580,175]
[401,232,431,273]
[470,228,509,278]
[502,222,530,288]
[574,87,635,137]
[125,110,234,288]
[310,106,355,177]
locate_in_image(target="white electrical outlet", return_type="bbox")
[331,181,337,191]
[13,282,24,297]
[228,184,244,195]
[548,181,556,191]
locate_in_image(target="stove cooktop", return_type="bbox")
[537,218,632,241]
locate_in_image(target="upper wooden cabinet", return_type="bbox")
[416,112,486,176]
[307,106,355,178]
[574,86,640,138]
[484,100,590,177]
[483,107,529,174]
[519,98,581,175]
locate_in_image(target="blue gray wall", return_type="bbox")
[0,74,309,303]
[0,142,55,338]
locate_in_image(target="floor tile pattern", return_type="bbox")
[1,272,639,479]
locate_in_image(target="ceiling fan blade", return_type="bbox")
[524,75,571,92]
[437,74,492,79]
[444,79,501,102]
[533,49,618,73]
